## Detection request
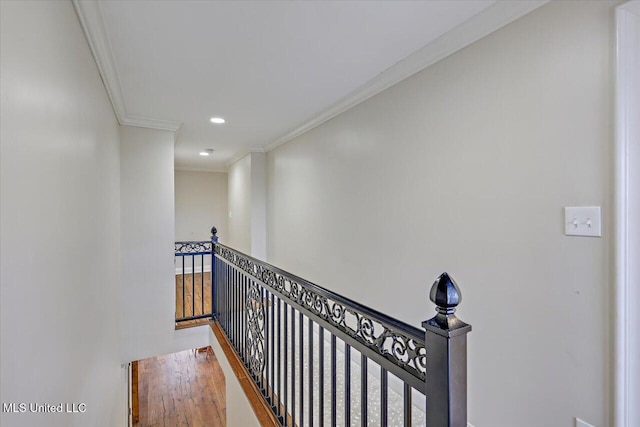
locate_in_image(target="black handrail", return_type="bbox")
[211,226,471,427]
[217,243,424,341]
[214,242,426,391]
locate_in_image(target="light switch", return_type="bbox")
[565,206,601,237]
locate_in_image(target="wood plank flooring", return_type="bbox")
[175,272,212,327]
[135,348,226,427]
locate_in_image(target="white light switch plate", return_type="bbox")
[565,206,602,237]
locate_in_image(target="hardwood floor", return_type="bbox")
[135,348,226,427]
[175,272,212,327]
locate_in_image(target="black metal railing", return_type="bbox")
[211,227,471,427]
[174,240,214,323]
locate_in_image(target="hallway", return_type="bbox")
[135,348,226,427]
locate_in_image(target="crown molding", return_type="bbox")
[74,0,546,157]
[264,0,547,152]
[72,0,182,132]
[227,150,250,167]
[225,148,265,167]
[121,115,183,132]
[175,166,228,174]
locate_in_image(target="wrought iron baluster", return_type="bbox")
[308,318,314,427]
[271,292,275,405]
[283,302,289,427]
[224,263,228,332]
[181,256,185,318]
[233,269,240,352]
[229,264,232,333]
[381,367,388,427]
[361,354,368,427]
[242,274,246,362]
[345,343,351,427]
[403,383,412,427]
[235,268,238,343]
[224,263,228,333]
[319,326,324,427]
[262,286,267,391]
[237,273,241,356]
[291,306,296,427]
[277,298,282,419]
[191,254,195,317]
[239,271,243,353]
[299,311,304,427]
[231,269,234,342]
[228,264,232,335]
[331,334,336,427]
[245,276,248,362]
[237,272,241,355]
[211,229,217,318]
[234,268,238,348]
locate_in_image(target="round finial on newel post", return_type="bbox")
[211,226,217,237]
[429,272,461,316]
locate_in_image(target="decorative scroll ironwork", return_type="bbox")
[245,283,266,378]
[174,241,212,255]
[214,244,427,383]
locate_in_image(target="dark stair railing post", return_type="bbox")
[211,226,218,318]
[423,272,472,427]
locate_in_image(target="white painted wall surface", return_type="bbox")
[208,329,261,427]
[250,152,267,260]
[0,1,124,426]
[266,2,615,427]
[120,126,209,363]
[175,170,228,242]
[227,154,252,252]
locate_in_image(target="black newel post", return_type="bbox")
[211,226,218,319]
[423,272,472,427]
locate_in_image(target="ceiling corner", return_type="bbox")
[72,0,182,133]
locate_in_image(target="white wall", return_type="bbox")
[228,154,252,252]
[0,1,124,426]
[175,170,228,242]
[208,329,261,427]
[250,152,267,260]
[227,152,267,258]
[120,126,209,363]
[266,2,615,427]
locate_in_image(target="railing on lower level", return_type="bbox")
[210,227,471,427]
[174,240,214,324]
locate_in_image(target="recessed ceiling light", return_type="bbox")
[200,148,215,157]
[210,117,225,124]
[199,151,210,156]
